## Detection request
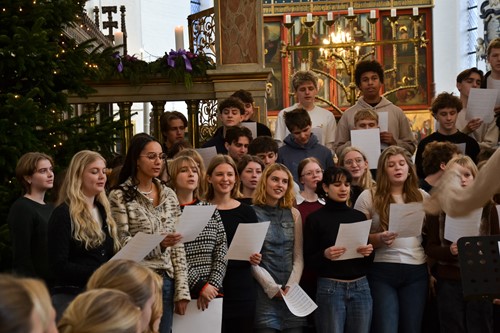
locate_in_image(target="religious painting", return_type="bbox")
[381,11,431,107]
[264,20,285,112]
[405,110,434,142]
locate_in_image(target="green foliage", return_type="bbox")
[0,0,120,271]
[95,49,216,88]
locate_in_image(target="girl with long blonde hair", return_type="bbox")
[252,163,305,332]
[354,146,428,333]
[48,150,119,318]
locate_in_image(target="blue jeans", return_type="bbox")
[436,279,493,333]
[158,275,174,333]
[368,263,428,333]
[315,277,372,333]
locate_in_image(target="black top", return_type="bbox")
[48,202,115,293]
[218,203,258,316]
[7,197,54,282]
[202,127,227,154]
[415,130,480,179]
[304,198,373,280]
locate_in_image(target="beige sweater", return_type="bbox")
[424,148,500,217]
[333,96,417,156]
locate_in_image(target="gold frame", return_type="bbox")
[405,110,434,142]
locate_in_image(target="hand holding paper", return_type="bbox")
[281,284,318,317]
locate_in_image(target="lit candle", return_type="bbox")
[348,7,354,16]
[306,13,313,22]
[174,26,184,51]
[285,14,291,24]
[327,11,333,21]
[114,31,123,46]
[413,7,419,16]
[370,10,376,19]
[391,8,397,17]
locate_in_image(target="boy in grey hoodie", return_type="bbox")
[333,60,416,156]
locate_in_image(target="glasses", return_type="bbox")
[140,153,167,161]
[344,158,364,166]
[301,169,323,177]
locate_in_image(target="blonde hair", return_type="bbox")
[446,155,478,177]
[168,156,202,200]
[204,155,240,201]
[253,163,295,209]
[57,150,120,251]
[149,273,163,333]
[0,274,54,333]
[87,260,160,333]
[58,289,141,333]
[373,146,423,231]
[175,149,207,195]
[339,146,375,190]
[354,109,379,125]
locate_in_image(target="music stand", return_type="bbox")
[457,235,500,301]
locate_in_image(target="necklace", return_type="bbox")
[138,184,154,200]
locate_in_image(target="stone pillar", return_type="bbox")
[117,102,133,154]
[211,0,272,125]
[150,101,166,140]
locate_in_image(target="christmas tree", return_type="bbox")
[0,0,121,269]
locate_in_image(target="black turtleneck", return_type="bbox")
[303,198,373,280]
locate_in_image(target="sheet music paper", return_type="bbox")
[111,232,165,262]
[468,88,497,124]
[177,205,216,243]
[334,220,372,260]
[388,202,425,238]
[241,122,257,139]
[377,111,389,132]
[196,146,217,170]
[444,208,483,243]
[172,298,222,333]
[281,284,318,317]
[351,128,381,169]
[225,222,270,260]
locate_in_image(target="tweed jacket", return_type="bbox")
[108,177,190,302]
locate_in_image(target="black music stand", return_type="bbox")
[457,235,500,301]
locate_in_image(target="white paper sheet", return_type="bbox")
[241,122,257,139]
[225,222,270,261]
[177,205,216,243]
[196,146,217,170]
[172,298,222,333]
[110,232,165,262]
[281,284,318,317]
[351,128,381,169]
[334,220,372,260]
[467,88,497,124]
[444,208,483,243]
[388,202,425,238]
[377,111,389,132]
